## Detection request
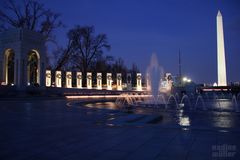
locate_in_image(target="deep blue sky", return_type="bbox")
[41,0,240,84]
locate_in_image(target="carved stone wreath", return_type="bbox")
[117,75,122,80]
[56,73,61,79]
[167,75,172,81]
[87,75,92,79]
[46,73,51,78]
[66,74,72,79]
[77,75,82,79]
[107,75,112,80]
[137,75,141,80]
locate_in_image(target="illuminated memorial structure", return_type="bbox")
[217,10,227,86]
[0,29,174,91]
[0,29,46,88]
[0,11,232,92]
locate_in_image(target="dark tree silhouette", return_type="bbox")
[55,25,111,86]
[54,39,73,71]
[69,26,111,71]
[129,63,140,86]
[0,0,63,42]
[111,58,127,83]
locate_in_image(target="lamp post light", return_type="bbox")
[183,77,188,82]
[182,77,191,84]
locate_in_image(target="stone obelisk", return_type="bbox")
[217,10,227,86]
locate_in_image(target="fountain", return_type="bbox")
[115,53,240,113]
[237,93,240,100]
[178,94,191,109]
[194,94,206,110]
[116,91,240,113]
[231,95,239,112]
[146,53,164,102]
[166,94,179,109]
[116,53,174,109]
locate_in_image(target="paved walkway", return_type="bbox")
[0,99,239,160]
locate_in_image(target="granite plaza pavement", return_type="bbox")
[0,98,239,160]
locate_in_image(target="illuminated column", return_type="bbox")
[146,73,150,90]
[116,73,122,90]
[45,70,51,87]
[136,73,142,91]
[107,73,112,90]
[127,73,132,90]
[66,71,72,88]
[55,71,62,87]
[76,72,82,88]
[217,10,227,86]
[97,73,102,90]
[165,73,172,91]
[86,72,92,89]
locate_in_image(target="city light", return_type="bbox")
[183,77,187,82]
[183,77,191,83]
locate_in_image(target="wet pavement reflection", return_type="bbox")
[0,98,239,159]
[80,100,240,130]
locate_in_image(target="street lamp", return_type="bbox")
[183,77,187,82]
[182,77,191,83]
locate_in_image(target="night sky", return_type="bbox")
[41,0,240,84]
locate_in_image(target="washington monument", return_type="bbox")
[217,10,227,86]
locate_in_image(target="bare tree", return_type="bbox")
[67,25,111,85]
[112,58,127,73]
[0,0,63,42]
[129,63,140,86]
[54,39,73,71]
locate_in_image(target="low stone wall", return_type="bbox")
[0,86,145,98]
